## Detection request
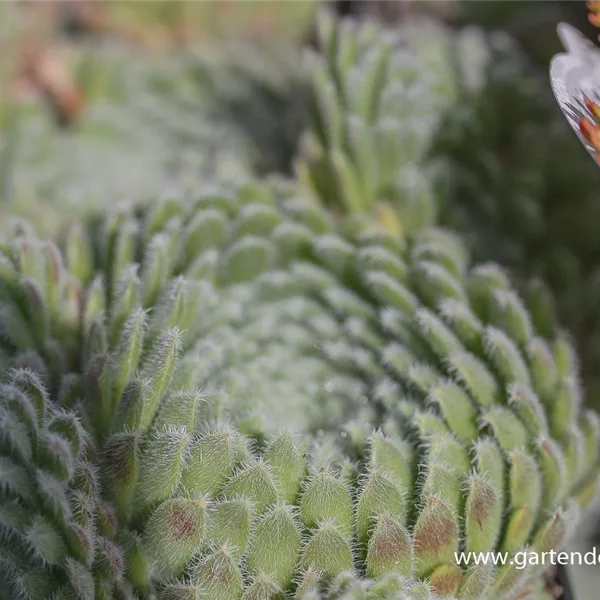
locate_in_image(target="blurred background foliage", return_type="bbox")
[2,0,600,413]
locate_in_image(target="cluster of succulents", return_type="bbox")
[1,175,598,600]
[431,22,600,410]
[296,10,480,233]
[294,6,600,417]
[0,45,260,235]
[0,1,313,235]
[0,7,599,600]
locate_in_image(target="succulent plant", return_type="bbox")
[0,173,597,600]
[0,7,599,600]
[295,9,472,235]
[294,8,600,425]
[0,16,302,236]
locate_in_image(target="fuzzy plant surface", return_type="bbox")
[295,10,470,235]
[427,21,600,395]
[8,2,600,424]
[0,14,302,236]
[0,176,597,600]
[295,10,600,417]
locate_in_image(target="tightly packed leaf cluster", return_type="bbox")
[0,8,599,600]
[296,10,475,234]
[0,49,258,235]
[0,3,299,234]
[0,177,598,600]
[296,9,600,417]
[429,28,600,409]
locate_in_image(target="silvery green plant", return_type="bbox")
[296,9,600,425]
[295,10,492,236]
[0,175,597,600]
[0,4,315,238]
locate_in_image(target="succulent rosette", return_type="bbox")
[0,9,598,600]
